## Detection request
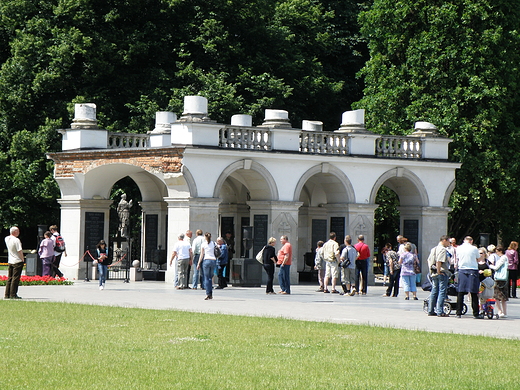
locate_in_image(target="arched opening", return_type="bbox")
[373,185,400,273]
[109,176,143,261]
[295,168,353,280]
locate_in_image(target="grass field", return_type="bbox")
[0,301,518,389]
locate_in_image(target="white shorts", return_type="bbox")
[325,261,339,279]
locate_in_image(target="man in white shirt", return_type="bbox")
[191,229,205,289]
[170,233,193,289]
[4,227,24,299]
[454,236,481,318]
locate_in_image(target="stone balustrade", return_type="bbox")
[376,135,422,159]
[219,127,271,150]
[108,132,150,149]
[299,131,349,155]
[63,100,450,160]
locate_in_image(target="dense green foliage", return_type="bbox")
[354,0,520,241]
[0,0,366,230]
[1,301,519,388]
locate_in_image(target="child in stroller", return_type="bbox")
[422,272,467,315]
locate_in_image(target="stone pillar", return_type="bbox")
[59,103,109,151]
[164,197,220,283]
[347,203,378,286]
[248,201,303,284]
[57,199,112,280]
[401,206,451,274]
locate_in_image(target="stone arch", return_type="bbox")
[81,162,168,201]
[443,178,456,207]
[212,159,279,200]
[180,165,198,198]
[369,167,429,206]
[293,163,355,204]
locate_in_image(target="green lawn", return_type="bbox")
[0,301,518,389]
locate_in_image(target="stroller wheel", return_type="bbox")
[443,302,451,315]
[461,303,468,315]
[495,314,500,319]
[487,310,493,320]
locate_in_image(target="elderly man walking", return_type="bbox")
[4,227,24,299]
[170,233,193,289]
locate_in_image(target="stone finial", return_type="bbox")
[179,96,212,122]
[259,109,292,128]
[150,111,176,134]
[231,114,253,127]
[337,109,367,133]
[71,103,98,129]
[411,121,441,137]
[302,120,323,131]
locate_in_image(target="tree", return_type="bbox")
[354,0,520,243]
[0,0,367,231]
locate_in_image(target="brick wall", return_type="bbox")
[48,147,184,178]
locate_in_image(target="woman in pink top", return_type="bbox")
[38,231,54,276]
[506,241,518,298]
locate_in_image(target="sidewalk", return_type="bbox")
[8,279,519,339]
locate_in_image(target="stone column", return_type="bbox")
[164,197,220,283]
[347,203,378,286]
[248,201,303,284]
[402,206,451,274]
[57,199,112,280]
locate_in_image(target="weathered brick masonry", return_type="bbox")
[48,147,184,178]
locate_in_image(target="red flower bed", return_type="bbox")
[0,275,73,286]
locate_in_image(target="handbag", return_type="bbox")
[339,259,351,269]
[256,246,265,263]
[413,256,421,274]
[213,242,222,259]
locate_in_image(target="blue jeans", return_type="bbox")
[202,259,216,296]
[98,263,108,286]
[192,254,204,289]
[278,264,291,294]
[429,274,448,315]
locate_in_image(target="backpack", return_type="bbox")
[54,235,66,252]
[213,242,222,259]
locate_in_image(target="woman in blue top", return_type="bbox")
[96,240,110,290]
[399,243,418,300]
[215,237,228,289]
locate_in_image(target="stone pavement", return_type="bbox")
[9,280,520,339]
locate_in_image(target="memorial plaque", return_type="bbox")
[311,219,327,251]
[221,216,234,237]
[403,219,419,250]
[84,212,104,261]
[253,215,268,256]
[145,214,158,262]
[330,217,345,241]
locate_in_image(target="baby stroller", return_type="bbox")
[422,272,467,316]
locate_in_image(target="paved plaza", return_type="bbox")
[11,280,519,339]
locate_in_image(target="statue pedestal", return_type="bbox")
[130,267,143,281]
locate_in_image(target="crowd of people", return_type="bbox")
[169,229,234,300]
[5,224,517,311]
[309,231,517,320]
[168,230,294,300]
[425,235,515,318]
[4,225,66,299]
